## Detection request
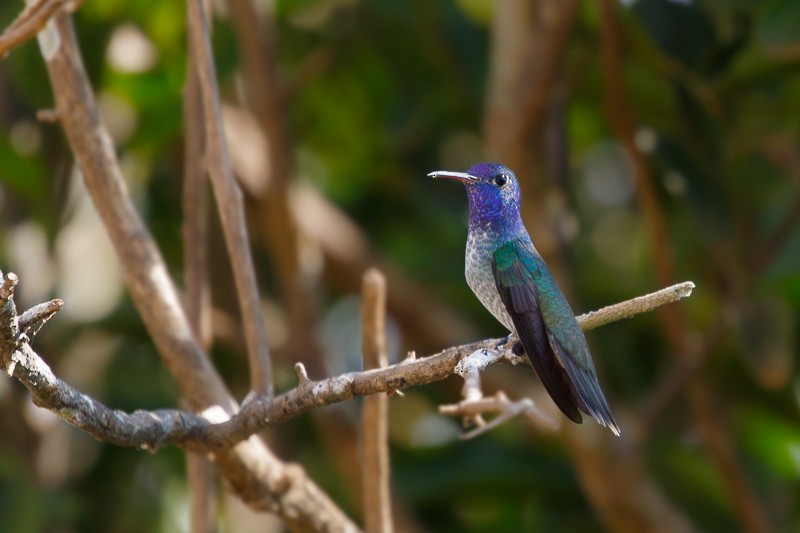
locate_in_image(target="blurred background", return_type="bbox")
[1,0,799,531]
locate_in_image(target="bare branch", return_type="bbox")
[18,298,64,340]
[0,271,18,301]
[576,282,695,331]
[360,270,393,533]
[40,9,232,411]
[187,452,217,533]
[183,20,217,531]
[3,274,695,453]
[438,347,554,438]
[35,12,354,529]
[440,391,555,440]
[0,0,82,59]
[186,0,273,396]
[182,45,212,349]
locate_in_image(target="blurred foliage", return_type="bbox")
[1,0,799,531]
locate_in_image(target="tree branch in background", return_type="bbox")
[182,45,211,349]
[183,12,216,532]
[360,270,393,533]
[597,2,770,532]
[34,11,355,530]
[186,453,217,533]
[226,0,323,374]
[41,10,232,410]
[186,0,273,396]
[484,0,578,266]
[0,0,82,58]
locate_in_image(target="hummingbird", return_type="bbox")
[430,162,620,435]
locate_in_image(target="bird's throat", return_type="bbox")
[467,206,525,241]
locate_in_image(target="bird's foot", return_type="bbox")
[494,334,514,350]
[511,340,525,356]
[494,334,525,357]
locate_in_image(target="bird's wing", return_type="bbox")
[492,239,620,434]
[491,240,582,423]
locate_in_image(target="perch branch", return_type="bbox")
[186,0,273,396]
[578,282,695,331]
[360,270,393,533]
[2,271,694,453]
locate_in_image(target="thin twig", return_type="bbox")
[182,45,212,349]
[186,0,273,396]
[438,347,554,437]
[183,21,216,532]
[227,0,326,378]
[18,298,64,340]
[186,452,217,533]
[0,0,82,59]
[577,282,695,330]
[440,391,555,440]
[360,269,393,533]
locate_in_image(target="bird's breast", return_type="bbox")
[465,230,515,332]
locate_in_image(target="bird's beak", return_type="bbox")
[428,171,478,183]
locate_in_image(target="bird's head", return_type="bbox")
[429,162,522,230]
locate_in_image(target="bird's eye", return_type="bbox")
[493,174,508,187]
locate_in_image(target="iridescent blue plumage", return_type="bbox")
[430,163,620,435]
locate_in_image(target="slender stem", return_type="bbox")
[182,45,212,349]
[186,0,273,396]
[576,282,695,330]
[360,270,393,533]
[183,27,217,533]
[0,0,82,58]
[186,452,217,533]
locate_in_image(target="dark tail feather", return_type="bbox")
[548,334,621,436]
[511,310,583,424]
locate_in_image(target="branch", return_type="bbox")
[577,282,695,331]
[182,42,212,349]
[227,0,327,379]
[360,270,393,533]
[3,272,695,453]
[186,0,273,396]
[186,452,217,533]
[438,348,555,439]
[598,2,770,531]
[0,0,82,59]
[441,391,554,440]
[183,18,216,532]
[35,12,354,530]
